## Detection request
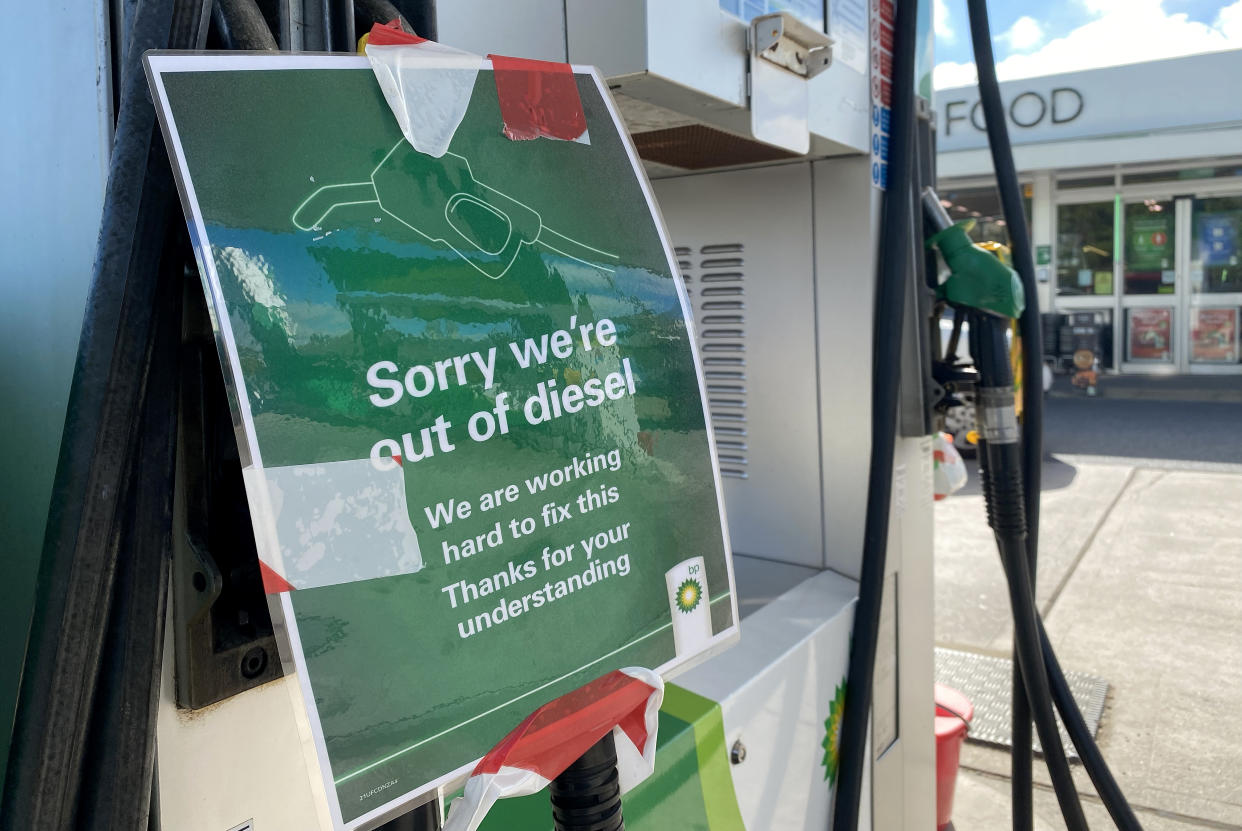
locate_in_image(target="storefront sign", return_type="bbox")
[1127,215,1173,272]
[1127,307,1173,362]
[937,51,1242,153]
[1199,213,1239,266]
[1190,308,1239,363]
[942,86,1083,137]
[148,54,737,829]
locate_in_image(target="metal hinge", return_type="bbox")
[749,12,834,79]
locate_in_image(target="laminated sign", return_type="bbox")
[146,52,737,829]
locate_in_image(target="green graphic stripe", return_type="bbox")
[660,684,746,831]
[660,684,716,724]
[695,710,746,831]
[334,591,732,786]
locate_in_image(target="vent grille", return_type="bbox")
[681,243,748,479]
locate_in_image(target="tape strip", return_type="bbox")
[442,669,662,831]
[364,22,485,158]
[366,19,426,46]
[246,457,425,594]
[260,561,295,594]
[487,54,589,143]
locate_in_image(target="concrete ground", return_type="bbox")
[936,383,1242,830]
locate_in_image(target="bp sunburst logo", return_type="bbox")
[822,680,847,784]
[674,578,703,613]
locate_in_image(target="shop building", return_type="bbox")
[936,49,1242,374]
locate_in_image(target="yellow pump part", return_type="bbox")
[976,239,1024,419]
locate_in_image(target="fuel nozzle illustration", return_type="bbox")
[293,139,619,279]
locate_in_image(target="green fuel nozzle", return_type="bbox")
[923,187,1025,320]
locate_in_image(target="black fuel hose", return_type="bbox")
[549,732,624,831]
[828,0,919,828]
[966,2,1142,829]
[211,0,278,50]
[962,2,1043,826]
[1038,617,1144,830]
[969,316,1088,830]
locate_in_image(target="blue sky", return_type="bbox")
[934,0,1242,87]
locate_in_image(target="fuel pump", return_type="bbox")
[11,0,934,827]
[3,0,1152,828]
[835,0,1149,825]
[923,191,1090,827]
[920,172,1143,829]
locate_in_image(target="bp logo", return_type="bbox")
[821,680,847,785]
[674,578,703,614]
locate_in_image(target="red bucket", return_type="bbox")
[934,683,974,830]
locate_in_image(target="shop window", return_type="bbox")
[1191,196,1242,295]
[1052,309,1115,370]
[936,185,1032,249]
[1123,200,1175,295]
[1122,162,1242,186]
[1057,173,1115,190]
[1056,201,1114,296]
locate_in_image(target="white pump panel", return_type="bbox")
[433,0,871,163]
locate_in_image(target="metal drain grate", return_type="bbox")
[935,647,1109,760]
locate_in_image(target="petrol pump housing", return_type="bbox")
[2,1,940,829]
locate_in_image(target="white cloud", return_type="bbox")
[935,0,955,43]
[1220,0,1242,37]
[934,0,1242,89]
[1000,15,1045,51]
[933,59,980,88]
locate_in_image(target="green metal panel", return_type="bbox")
[0,0,112,794]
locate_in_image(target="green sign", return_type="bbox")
[148,54,736,829]
[1127,214,1173,271]
[1035,244,1052,265]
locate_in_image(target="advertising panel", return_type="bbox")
[1127,215,1173,272]
[1190,307,1240,363]
[1198,212,1238,267]
[1126,307,1173,362]
[148,54,737,829]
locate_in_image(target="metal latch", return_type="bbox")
[749,11,834,79]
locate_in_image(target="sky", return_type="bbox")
[933,0,1242,88]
